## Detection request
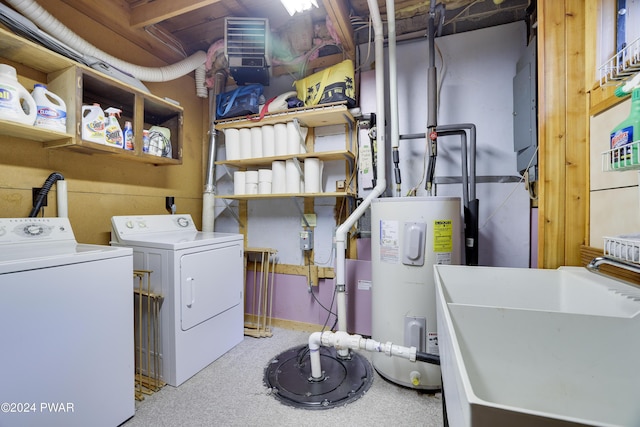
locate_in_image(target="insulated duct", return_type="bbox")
[6,0,208,96]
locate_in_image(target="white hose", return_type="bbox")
[6,0,207,84]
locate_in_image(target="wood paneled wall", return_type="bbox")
[537,0,588,268]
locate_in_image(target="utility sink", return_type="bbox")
[434,265,640,427]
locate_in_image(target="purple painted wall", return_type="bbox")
[245,238,374,335]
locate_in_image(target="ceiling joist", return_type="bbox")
[130,0,223,29]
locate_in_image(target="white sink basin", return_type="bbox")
[435,265,640,427]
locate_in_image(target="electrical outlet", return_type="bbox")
[336,180,346,191]
[32,187,47,208]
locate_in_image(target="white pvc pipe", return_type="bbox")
[56,179,67,218]
[6,0,207,84]
[309,331,417,380]
[334,0,387,342]
[388,0,399,151]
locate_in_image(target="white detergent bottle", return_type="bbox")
[82,103,106,144]
[31,84,67,132]
[0,64,37,126]
[104,107,124,148]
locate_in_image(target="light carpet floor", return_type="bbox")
[123,327,444,427]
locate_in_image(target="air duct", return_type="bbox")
[5,0,208,96]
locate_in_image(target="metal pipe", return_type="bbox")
[587,256,640,275]
[387,0,401,197]
[202,70,227,232]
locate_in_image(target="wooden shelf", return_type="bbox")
[0,27,183,166]
[215,149,355,168]
[0,119,73,144]
[214,102,354,130]
[215,191,355,200]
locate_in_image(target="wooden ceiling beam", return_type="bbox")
[130,0,224,29]
[322,0,355,60]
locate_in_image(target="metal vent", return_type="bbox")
[225,17,270,86]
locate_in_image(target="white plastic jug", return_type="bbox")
[31,83,67,132]
[0,64,37,126]
[82,104,106,144]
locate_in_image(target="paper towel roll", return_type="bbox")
[262,125,275,157]
[285,159,301,194]
[304,158,323,193]
[286,121,301,154]
[250,127,263,158]
[245,182,258,194]
[239,128,252,159]
[233,171,246,195]
[258,168,272,183]
[225,128,240,160]
[245,170,259,183]
[258,181,272,194]
[271,161,286,194]
[274,123,288,156]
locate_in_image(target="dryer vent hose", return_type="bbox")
[29,172,64,217]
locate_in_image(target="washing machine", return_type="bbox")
[110,214,244,387]
[0,217,134,427]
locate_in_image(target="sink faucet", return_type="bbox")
[587,256,640,275]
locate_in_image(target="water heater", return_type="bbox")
[371,196,461,390]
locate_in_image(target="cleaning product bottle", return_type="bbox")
[31,83,67,133]
[0,64,37,126]
[104,107,124,148]
[611,73,640,169]
[81,103,106,144]
[123,120,134,150]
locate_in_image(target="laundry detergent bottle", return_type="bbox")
[31,84,67,132]
[0,64,37,125]
[82,103,106,144]
[104,107,124,148]
[610,86,640,169]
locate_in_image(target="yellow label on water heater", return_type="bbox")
[433,220,453,252]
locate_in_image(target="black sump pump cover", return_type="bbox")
[264,344,374,409]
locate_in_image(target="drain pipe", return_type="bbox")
[202,70,227,232]
[332,0,386,358]
[29,172,66,217]
[309,331,440,380]
[6,0,208,95]
[388,0,401,197]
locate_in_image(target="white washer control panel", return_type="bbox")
[0,217,76,245]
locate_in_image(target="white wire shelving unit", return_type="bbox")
[598,36,640,87]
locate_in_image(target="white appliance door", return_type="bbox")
[180,244,241,330]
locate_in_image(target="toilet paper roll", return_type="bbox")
[258,181,272,194]
[224,128,240,160]
[245,182,258,195]
[304,158,323,193]
[262,125,275,157]
[271,161,286,194]
[245,170,259,184]
[274,123,288,156]
[250,127,263,158]
[233,171,246,195]
[258,168,272,183]
[285,159,301,194]
[239,128,252,159]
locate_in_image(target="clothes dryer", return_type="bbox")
[111,214,244,387]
